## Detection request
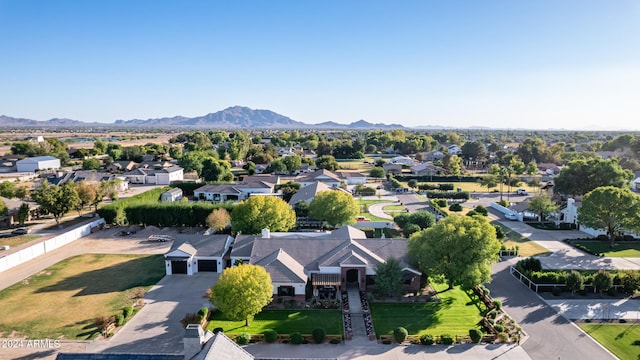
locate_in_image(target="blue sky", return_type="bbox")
[1,0,639,130]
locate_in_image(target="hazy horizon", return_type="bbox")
[2,1,639,130]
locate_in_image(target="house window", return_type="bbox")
[278,286,294,296]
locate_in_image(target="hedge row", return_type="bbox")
[417,183,455,191]
[396,175,481,182]
[423,190,470,200]
[98,202,234,226]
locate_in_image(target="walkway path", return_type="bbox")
[346,286,368,339]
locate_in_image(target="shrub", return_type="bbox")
[312,328,326,344]
[403,223,421,236]
[552,286,561,296]
[122,305,133,318]
[197,307,209,319]
[436,199,448,208]
[474,205,488,216]
[393,327,408,343]
[449,203,463,212]
[439,334,454,345]
[466,210,478,217]
[493,324,505,333]
[114,314,125,327]
[290,332,303,345]
[496,332,509,343]
[213,327,224,334]
[420,334,435,345]
[516,257,542,273]
[492,299,502,310]
[236,332,251,345]
[488,310,498,319]
[494,225,505,239]
[469,329,483,343]
[180,313,202,328]
[263,329,277,343]
[566,270,585,294]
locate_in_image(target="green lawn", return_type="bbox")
[206,310,343,335]
[0,254,165,339]
[383,205,405,211]
[493,221,551,257]
[0,234,40,248]
[371,282,486,337]
[573,241,640,258]
[579,324,640,360]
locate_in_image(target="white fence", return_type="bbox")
[0,218,105,273]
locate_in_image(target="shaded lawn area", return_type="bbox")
[492,221,551,257]
[206,310,343,335]
[573,241,640,258]
[0,254,165,340]
[371,282,486,337]
[0,234,39,248]
[579,324,640,360]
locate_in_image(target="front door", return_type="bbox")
[346,269,359,284]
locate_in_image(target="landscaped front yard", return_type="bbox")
[572,241,640,258]
[579,324,640,360]
[493,221,551,257]
[0,254,165,339]
[371,282,486,337]
[206,310,343,335]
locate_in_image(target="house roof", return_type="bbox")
[17,156,59,163]
[166,235,232,258]
[158,165,183,174]
[336,171,366,179]
[191,331,254,360]
[410,162,446,173]
[288,182,332,205]
[194,184,242,195]
[295,169,341,183]
[254,248,307,284]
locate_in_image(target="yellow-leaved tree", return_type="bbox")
[211,264,273,326]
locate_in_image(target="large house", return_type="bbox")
[295,169,342,188]
[123,165,184,185]
[193,181,275,202]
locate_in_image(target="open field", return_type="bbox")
[572,241,640,258]
[579,323,640,360]
[493,221,551,257]
[0,234,39,248]
[0,254,165,339]
[371,282,486,337]
[206,310,343,335]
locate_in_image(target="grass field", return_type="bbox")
[572,241,640,258]
[0,234,39,248]
[371,282,486,337]
[206,310,343,335]
[579,324,640,360]
[0,254,165,339]
[493,221,551,257]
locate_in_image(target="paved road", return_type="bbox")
[487,259,616,360]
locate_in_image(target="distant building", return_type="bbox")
[161,188,183,202]
[16,156,60,172]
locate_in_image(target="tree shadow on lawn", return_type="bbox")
[34,255,164,297]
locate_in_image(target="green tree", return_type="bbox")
[206,208,231,232]
[93,140,108,155]
[316,155,339,171]
[308,190,359,228]
[565,270,584,295]
[82,158,102,170]
[202,158,234,182]
[527,194,558,222]
[75,181,97,216]
[578,186,640,247]
[479,175,499,192]
[0,198,7,216]
[593,270,613,296]
[374,258,404,298]
[525,161,538,175]
[554,158,633,197]
[408,215,501,290]
[369,167,385,179]
[0,181,17,198]
[210,264,273,326]
[231,196,296,234]
[283,155,302,174]
[31,180,79,225]
[17,203,30,225]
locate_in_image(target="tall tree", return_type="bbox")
[308,190,359,228]
[17,203,30,225]
[408,215,500,290]
[374,258,404,298]
[316,155,339,171]
[210,264,273,326]
[0,181,17,198]
[593,270,613,297]
[231,196,296,234]
[283,155,302,174]
[578,186,640,247]
[554,158,633,197]
[31,180,79,225]
[202,159,234,182]
[75,181,97,216]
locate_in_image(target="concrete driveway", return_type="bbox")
[86,272,218,354]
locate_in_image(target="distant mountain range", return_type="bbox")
[0,106,406,130]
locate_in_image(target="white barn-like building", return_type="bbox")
[16,156,61,172]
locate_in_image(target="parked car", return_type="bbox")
[516,189,528,196]
[11,228,30,235]
[1,245,10,250]
[504,212,518,221]
[356,216,371,222]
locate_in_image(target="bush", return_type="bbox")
[114,314,124,327]
[466,210,478,217]
[449,203,463,212]
[489,310,498,319]
[552,286,561,296]
[403,223,421,236]
[439,334,454,345]
[122,305,133,318]
[213,327,224,334]
[469,329,483,343]
[180,313,202,328]
[197,307,209,319]
[474,205,488,216]
[435,199,448,208]
[494,225,506,239]
[420,334,435,345]
[393,327,408,343]
[516,257,542,273]
[492,299,502,310]
[493,324,505,333]
[312,328,326,344]
[496,332,509,343]
[290,332,303,345]
[263,329,277,343]
[236,332,251,345]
